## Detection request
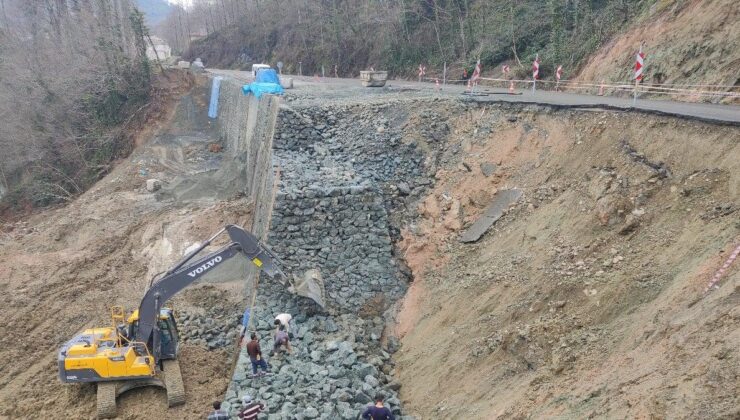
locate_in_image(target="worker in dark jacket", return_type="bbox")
[245,332,269,377]
[361,393,395,420]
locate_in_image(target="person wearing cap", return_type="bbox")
[237,395,265,420]
[207,401,229,420]
[361,393,395,420]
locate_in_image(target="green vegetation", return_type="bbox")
[0,1,152,210]
[174,0,652,79]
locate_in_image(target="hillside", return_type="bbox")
[178,0,649,78]
[177,0,738,92]
[394,104,740,419]
[575,0,739,101]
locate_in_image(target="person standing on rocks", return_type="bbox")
[271,324,292,356]
[237,395,265,420]
[361,394,395,420]
[245,332,270,377]
[207,401,230,420]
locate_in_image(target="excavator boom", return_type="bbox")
[136,225,285,361]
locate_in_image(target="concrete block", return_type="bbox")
[146,178,162,192]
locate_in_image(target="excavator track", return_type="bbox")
[96,382,118,419]
[163,359,186,407]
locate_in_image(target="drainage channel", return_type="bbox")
[218,99,439,419]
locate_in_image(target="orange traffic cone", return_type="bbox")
[509,81,515,94]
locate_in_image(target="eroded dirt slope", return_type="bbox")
[575,0,739,102]
[395,106,739,419]
[0,80,251,419]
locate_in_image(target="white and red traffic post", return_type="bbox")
[633,45,645,104]
[532,54,540,92]
[418,64,426,82]
[555,65,563,91]
[470,59,482,93]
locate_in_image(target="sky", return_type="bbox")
[167,0,193,7]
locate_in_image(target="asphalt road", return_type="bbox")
[208,69,740,125]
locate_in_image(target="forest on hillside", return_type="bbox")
[0,0,151,209]
[155,0,653,78]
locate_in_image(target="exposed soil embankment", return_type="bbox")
[0,75,278,418]
[575,0,739,103]
[393,104,740,419]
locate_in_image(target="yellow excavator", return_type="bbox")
[58,225,287,418]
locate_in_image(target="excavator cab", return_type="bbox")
[127,309,179,363]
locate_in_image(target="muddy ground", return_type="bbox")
[0,76,252,419]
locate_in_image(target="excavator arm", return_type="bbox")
[135,224,284,361]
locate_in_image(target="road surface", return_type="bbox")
[208,69,740,125]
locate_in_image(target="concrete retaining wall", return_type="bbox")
[198,78,280,284]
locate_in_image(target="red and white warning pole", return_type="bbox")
[435,78,440,91]
[706,243,740,292]
[471,60,481,84]
[532,54,540,92]
[555,65,563,91]
[418,64,426,82]
[633,45,645,104]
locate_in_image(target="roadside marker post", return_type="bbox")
[418,64,426,82]
[633,45,645,105]
[532,54,540,92]
[509,81,515,94]
[443,62,447,86]
[599,80,605,96]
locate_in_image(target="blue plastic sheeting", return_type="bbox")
[255,68,280,83]
[207,76,223,118]
[241,82,284,98]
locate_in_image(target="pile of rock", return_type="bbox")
[223,311,409,419]
[175,308,240,350]
[267,185,403,312]
[221,99,457,418]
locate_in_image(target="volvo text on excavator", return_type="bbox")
[57,225,285,418]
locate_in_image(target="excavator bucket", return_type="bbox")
[288,268,326,309]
